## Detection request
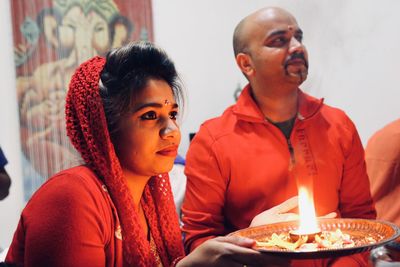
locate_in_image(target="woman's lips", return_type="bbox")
[157,145,178,157]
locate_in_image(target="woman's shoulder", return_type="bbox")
[32,165,102,198]
[8,166,117,266]
[23,165,112,222]
[52,165,103,189]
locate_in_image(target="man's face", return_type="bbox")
[244,9,309,86]
[113,79,181,178]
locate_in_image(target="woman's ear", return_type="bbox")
[236,53,254,77]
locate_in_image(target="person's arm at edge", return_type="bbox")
[0,147,11,200]
[0,167,11,200]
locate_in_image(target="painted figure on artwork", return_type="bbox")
[12,0,150,198]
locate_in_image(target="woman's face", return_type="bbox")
[114,79,181,178]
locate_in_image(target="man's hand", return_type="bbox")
[249,196,337,227]
[250,196,299,227]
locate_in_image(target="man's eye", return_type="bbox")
[270,37,287,47]
[295,34,303,43]
[141,111,157,120]
[169,111,178,120]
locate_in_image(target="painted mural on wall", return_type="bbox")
[11,0,153,200]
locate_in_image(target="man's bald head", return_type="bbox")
[232,7,298,57]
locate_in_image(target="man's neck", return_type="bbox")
[251,84,298,122]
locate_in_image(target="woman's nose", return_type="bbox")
[160,119,180,140]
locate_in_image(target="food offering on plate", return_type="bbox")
[256,227,378,252]
[230,218,400,259]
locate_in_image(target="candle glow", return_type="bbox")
[297,186,320,234]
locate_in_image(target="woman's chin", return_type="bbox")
[153,161,175,176]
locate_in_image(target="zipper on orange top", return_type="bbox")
[264,117,297,167]
[287,138,295,168]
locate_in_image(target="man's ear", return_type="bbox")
[236,53,254,77]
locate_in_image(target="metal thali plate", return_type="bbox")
[229,218,400,259]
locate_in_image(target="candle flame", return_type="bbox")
[297,186,320,234]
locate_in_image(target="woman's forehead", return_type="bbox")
[131,79,176,108]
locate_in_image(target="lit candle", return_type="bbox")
[290,186,321,242]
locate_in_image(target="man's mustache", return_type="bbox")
[284,53,309,68]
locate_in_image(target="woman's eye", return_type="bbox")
[169,111,178,120]
[140,111,157,120]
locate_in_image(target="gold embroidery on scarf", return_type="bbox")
[150,234,163,267]
[115,225,122,240]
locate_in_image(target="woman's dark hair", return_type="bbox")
[99,41,184,140]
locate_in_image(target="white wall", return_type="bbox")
[0,0,24,250]
[153,0,400,156]
[0,0,399,249]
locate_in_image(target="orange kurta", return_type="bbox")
[182,85,376,267]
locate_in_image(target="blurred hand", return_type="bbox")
[319,212,337,219]
[249,196,338,227]
[250,196,299,227]
[177,235,290,267]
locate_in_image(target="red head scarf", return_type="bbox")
[65,56,184,266]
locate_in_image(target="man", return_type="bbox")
[182,7,375,267]
[0,146,11,200]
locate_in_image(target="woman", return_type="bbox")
[5,42,287,267]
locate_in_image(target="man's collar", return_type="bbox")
[233,84,324,122]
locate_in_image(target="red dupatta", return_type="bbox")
[65,56,184,266]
